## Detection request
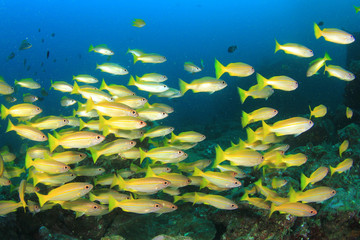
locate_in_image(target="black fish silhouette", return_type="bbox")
[228,45,237,53]
[19,39,32,50]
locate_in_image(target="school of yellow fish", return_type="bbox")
[0,19,355,218]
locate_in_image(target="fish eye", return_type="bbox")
[98,168,102,171]
[162,112,166,115]
[155,204,160,208]
[222,81,225,84]
[130,141,135,145]
[36,107,41,111]
[310,210,314,214]
[70,173,75,177]
[131,93,136,96]
[140,121,145,125]
[171,205,176,209]
[93,205,98,209]
[64,166,69,170]
[231,204,236,208]
[132,110,136,115]
[332,190,336,194]
[124,69,128,72]
[235,181,239,185]
[85,185,91,189]
[6,180,11,185]
[178,151,182,154]
[163,85,167,88]
[35,187,40,192]
[309,121,312,124]
[187,179,192,184]
[34,205,39,210]
[96,135,101,140]
[164,181,170,185]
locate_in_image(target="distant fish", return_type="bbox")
[89,44,114,56]
[41,38,44,43]
[38,28,41,32]
[317,21,324,26]
[41,62,44,67]
[228,45,237,53]
[132,19,146,28]
[46,51,50,59]
[4,95,17,103]
[53,59,56,63]
[41,88,48,96]
[24,58,27,66]
[26,66,31,71]
[51,33,55,37]
[19,39,32,50]
[7,52,15,61]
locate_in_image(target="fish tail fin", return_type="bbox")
[314,23,322,39]
[238,139,246,149]
[330,165,335,176]
[102,125,111,137]
[85,98,95,113]
[111,174,126,190]
[145,166,157,178]
[90,148,100,163]
[237,87,248,104]
[71,81,80,94]
[214,58,225,79]
[178,79,189,95]
[309,105,313,119]
[256,73,267,89]
[262,121,272,138]
[32,173,39,186]
[79,118,86,130]
[128,75,136,86]
[324,52,332,61]
[269,203,276,218]
[300,173,309,191]
[240,191,249,201]
[50,80,54,89]
[213,145,225,167]
[192,167,204,177]
[288,186,297,202]
[88,45,94,52]
[99,79,108,90]
[133,55,139,64]
[48,133,59,152]
[193,192,201,205]
[108,196,118,212]
[139,148,147,165]
[130,163,142,173]
[170,132,177,143]
[98,114,106,131]
[355,6,360,14]
[173,196,181,203]
[35,192,47,207]
[274,39,281,53]
[241,111,250,128]
[1,105,9,119]
[246,127,256,144]
[135,75,141,82]
[25,153,33,169]
[6,119,14,132]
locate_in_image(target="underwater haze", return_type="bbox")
[0,0,360,239]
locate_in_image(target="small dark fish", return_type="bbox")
[65,58,68,62]
[7,52,15,61]
[106,56,112,61]
[78,54,82,59]
[24,58,27,66]
[228,45,237,53]
[38,97,44,101]
[41,62,44,67]
[51,33,55,37]
[27,66,31,71]
[41,38,45,43]
[34,72,38,76]
[4,95,17,103]
[318,21,324,26]
[19,39,32,50]
[53,59,56,63]
[38,28,41,32]
[41,88,48,96]
[47,50,50,59]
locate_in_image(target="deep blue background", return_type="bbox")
[0,0,359,152]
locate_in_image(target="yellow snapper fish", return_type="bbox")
[115,95,148,109]
[110,129,144,139]
[100,79,135,97]
[3,166,25,179]
[339,140,349,157]
[111,174,170,193]
[146,167,191,189]
[23,93,38,103]
[50,80,73,92]
[309,105,327,119]
[27,116,69,130]
[126,48,145,57]
[262,117,313,137]
[214,145,263,167]
[151,88,182,99]
[99,115,147,132]
[0,200,23,216]
[241,107,278,128]
[35,182,93,207]
[73,74,98,83]
[6,120,47,142]
[274,39,313,58]
[179,77,227,95]
[133,53,167,64]
[14,78,41,89]
[300,166,328,191]
[238,85,274,104]
[30,172,77,186]
[144,102,174,114]
[25,154,70,174]
[5,95,17,103]
[306,52,332,77]
[27,146,51,159]
[72,166,105,177]
[141,126,174,140]
[51,151,87,165]
[128,75,169,93]
[136,73,167,82]
[60,96,76,107]
[154,199,177,215]
[176,159,212,172]
[289,186,336,203]
[61,199,108,217]
[48,131,105,152]
[109,196,163,214]
[314,23,355,44]
[324,65,355,81]
[271,177,287,189]
[346,107,353,119]
[241,191,270,210]
[1,103,42,119]
[216,164,246,178]
[330,158,353,176]
[0,77,14,95]
[132,18,146,28]
[96,63,128,75]
[184,62,202,74]
[256,74,298,91]
[88,44,114,55]
[194,192,238,210]
[269,202,317,217]
[214,58,254,79]
[89,139,136,163]
[169,131,205,143]
[85,98,138,118]
[137,107,168,121]
[193,167,241,189]
[72,81,114,103]
[139,147,185,164]
[89,189,130,204]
